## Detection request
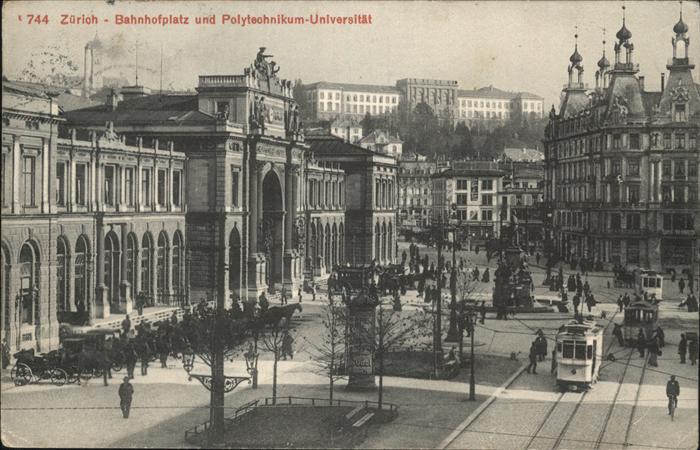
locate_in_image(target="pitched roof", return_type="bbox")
[459,86,517,99]
[306,133,376,156]
[64,93,215,126]
[502,147,544,162]
[305,81,400,95]
[358,130,403,145]
[432,168,505,178]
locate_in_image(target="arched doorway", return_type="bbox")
[18,241,40,331]
[229,228,241,297]
[141,233,154,303]
[126,233,138,302]
[57,237,70,320]
[324,224,331,273]
[2,243,11,345]
[262,170,284,290]
[173,231,184,305]
[104,231,120,309]
[74,236,90,317]
[156,231,169,305]
[331,223,338,269]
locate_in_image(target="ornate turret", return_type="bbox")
[671,1,691,62]
[567,32,585,87]
[613,5,636,70]
[560,30,589,117]
[596,29,610,90]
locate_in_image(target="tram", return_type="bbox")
[555,318,604,392]
[622,299,659,346]
[636,269,663,301]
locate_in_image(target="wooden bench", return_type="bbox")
[345,404,364,420]
[353,412,375,427]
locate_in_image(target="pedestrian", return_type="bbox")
[121,314,131,337]
[137,293,145,316]
[102,340,113,386]
[158,335,169,368]
[573,294,581,315]
[536,252,541,265]
[139,338,151,376]
[281,287,288,305]
[678,334,687,364]
[1,338,10,370]
[655,326,665,348]
[482,268,490,283]
[666,375,680,416]
[636,329,646,357]
[281,331,294,360]
[527,342,538,374]
[298,287,303,303]
[311,283,317,302]
[617,295,624,313]
[479,301,486,324]
[259,292,269,314]
[679,277,685,294]
[170,311,178,326]
[613,323,625,346]
[551,348,557,374]
[688,338,698,366]
[583,280,590,294]
[647,338,659,367]
[125,342,137,379]
[118,377,134,419]
[535,331,548,362]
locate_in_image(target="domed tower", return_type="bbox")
[595,30,610,90]
[559,32,589,117]
[659,0,699,120]
[613,5,635,68]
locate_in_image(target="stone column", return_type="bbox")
[247,159,266,299]
[12,137,20,213]
[346,294,377,391]
[284,165,300,292]
[41,138,49,213]
[95,215,110,319]
[119,224,133,314]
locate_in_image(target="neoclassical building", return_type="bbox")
[543,10,700,271]
[1,50,397,353]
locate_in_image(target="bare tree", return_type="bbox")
[368,299,432,409]
[305,297,347,403]
[258,318,291,405]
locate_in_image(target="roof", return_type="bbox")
[305,81,400,95]
[306,133,377,157]
[358,130,403,145]
[432,168,505,178]
[502,148,544,162]
[64,93,215,126]
[3,79,51,99]
[458,86,543,101]
[641,91,662,116]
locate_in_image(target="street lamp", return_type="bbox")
[244,343,259,389]
[446,223,462,342]
[182,344,195,378]
[458,308,478,401]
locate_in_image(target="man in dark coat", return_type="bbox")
[617,295,624,312]
[138,338,151,376]
[526,342,538,374]
[688,338,698,366]
[613,323,625,346]
[125,342,137,379]
[535,332,548,362]
[479,301,487,324]
[666,375,680,415]
[678,277,685,294]
[102,339,113,386]
[121,315,131,337]
[636,329,646,357]
[654,326,665,348]
[157,335,170,368]
[678,334,687,364]
[118,377,134,419]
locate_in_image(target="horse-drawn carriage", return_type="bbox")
[10,348,79,387]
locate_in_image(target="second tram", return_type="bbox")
[555,318,604,392]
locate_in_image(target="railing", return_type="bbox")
[198,75,248,88]
[184,400,260,442]
[261,396,399,412]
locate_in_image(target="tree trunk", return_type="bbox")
[272,351,278,405]
[210,347,225,446]
[378,349,384,410]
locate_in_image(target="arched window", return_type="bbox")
[381,223,387,263]
[141,233,153,299]
[104,232,120,307]
[388,222,393,262]
[126,233,137,301]
[338,223,345,265]
[57,238,69,314]
[331,224,338,269]
[375,223,381,262]
[324,224,331,273]
[19,241,39,325]
[157,231,169,304]
[74,236,89,314]
[173,231,184,303]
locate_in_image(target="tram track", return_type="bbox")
[623,352,650,447]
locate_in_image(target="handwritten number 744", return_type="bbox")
[23,15,50,24]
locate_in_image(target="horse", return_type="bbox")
[262,304,302,327]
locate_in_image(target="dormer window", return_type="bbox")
[673,103,687,122]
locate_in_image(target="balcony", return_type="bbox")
[198,75,248,88]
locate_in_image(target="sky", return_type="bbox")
[2,0,699,108]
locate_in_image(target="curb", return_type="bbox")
[437,364,527,450]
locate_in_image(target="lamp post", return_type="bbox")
[446,217,462,342]
[244,343,259,389]
[458,308,478,401]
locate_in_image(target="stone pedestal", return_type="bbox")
[95,285,111,319]
[283,250,302,293]
[345,295,378,391]
[119,281,133,314]
[247,253,268,300]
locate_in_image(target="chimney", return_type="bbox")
[639,76,645,92]
[108,89,121,111]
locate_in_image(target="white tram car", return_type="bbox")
[555,319,604,392]
[636,269,663,301]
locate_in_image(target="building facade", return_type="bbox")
[304,82,401,121]
[358,130,403,159]
[431,161,505,240]
[543,13,700,272]
[398,158,435,228]
[396,78,459,124]
[457,86,545,132]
